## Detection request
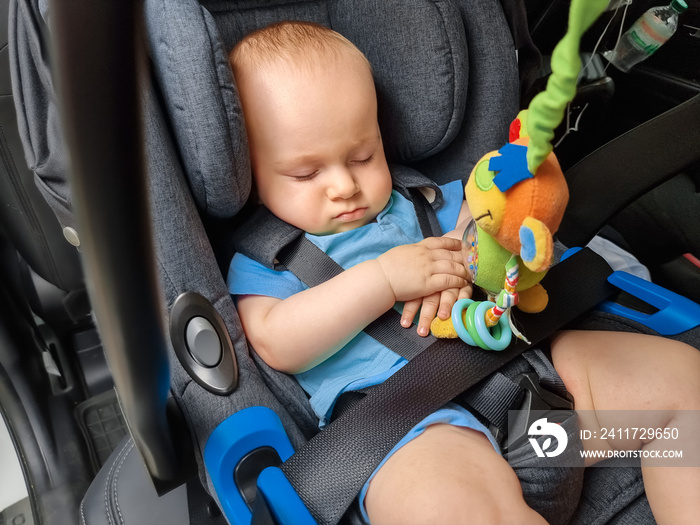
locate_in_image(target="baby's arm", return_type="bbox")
[237,237,468,374]
[401,199,474,334]
[444,198,473,240]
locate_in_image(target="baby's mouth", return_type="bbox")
[334,207,367,222]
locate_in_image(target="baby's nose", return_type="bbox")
[327,169,359,199]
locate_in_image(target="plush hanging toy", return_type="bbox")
[430,0,609,350]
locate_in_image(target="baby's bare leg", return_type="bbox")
[551,330,700,525]
[364,423,546,525]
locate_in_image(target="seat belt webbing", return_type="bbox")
[279,248,615,525]
[279,236,436,361]
[407,187,443,238]
[460,371,524,431]
[559,93,700,248]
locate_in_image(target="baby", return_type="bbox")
[227,21,700,525]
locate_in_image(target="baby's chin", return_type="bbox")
[311,214,380,236]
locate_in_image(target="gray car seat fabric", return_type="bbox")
[146,0,251,220]
[3,0,83,292]
[9,0,77,237]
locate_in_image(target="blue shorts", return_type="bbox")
[358,402,500,522]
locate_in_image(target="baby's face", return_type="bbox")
[237,59,393,235]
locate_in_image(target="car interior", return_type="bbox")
[0,0,698,524]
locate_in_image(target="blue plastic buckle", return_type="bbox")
[561,247,700,335]
[599,271,700,336]
[204,406,317,525]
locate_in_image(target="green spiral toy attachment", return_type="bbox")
[526,0,609,174]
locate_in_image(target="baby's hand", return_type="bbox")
[401,283,473,336]
[376,237,469,303]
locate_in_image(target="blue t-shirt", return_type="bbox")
[228,180,464,426]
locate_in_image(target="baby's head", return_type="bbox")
[230,21,392,235]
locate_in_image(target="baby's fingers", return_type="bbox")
[428,258,469,282]
[458,283,473,300]
[401,298,421,329]
[437,288,459,320]
[417,293,440,336]
[428,273,468,293]
[435,284,473,321]
[419,236,464,252]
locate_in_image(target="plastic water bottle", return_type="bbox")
[605,0,687,72]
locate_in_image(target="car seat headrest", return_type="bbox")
[330,1,468,164]
[146,0,469,219]
[146,0,251,219]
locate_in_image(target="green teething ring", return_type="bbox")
[465,301,490,350]
[473,301,512,351]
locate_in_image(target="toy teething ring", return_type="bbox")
[464,301,490,350]
[451,299,512,351]
[473,301,512,351]
[451,298,477,346]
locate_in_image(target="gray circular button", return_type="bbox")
[63,227,81,247]
[185,316,222,367]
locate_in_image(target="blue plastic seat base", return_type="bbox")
[204,406,316,525]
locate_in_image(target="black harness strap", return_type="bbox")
[278,237,435,362]
[276,236,346,287]
[459,371,524,431]
[407,187,444,238]
[521,346,568,396]
[279,248,616,524]
[559,93,700,248]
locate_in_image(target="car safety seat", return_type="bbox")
[8,0,699,524]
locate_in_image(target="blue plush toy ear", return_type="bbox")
[519,217,554,273]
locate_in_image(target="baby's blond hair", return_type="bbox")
[230,21,372,82]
